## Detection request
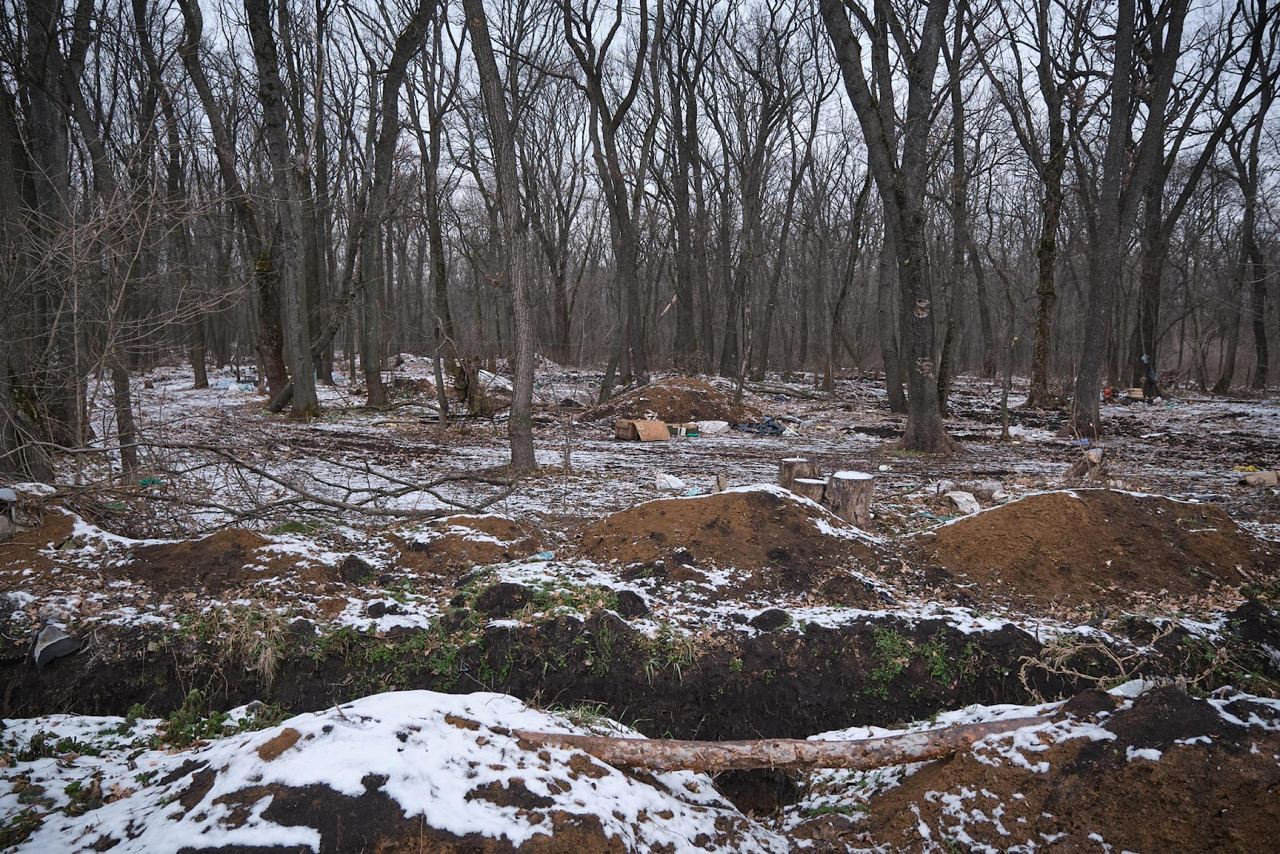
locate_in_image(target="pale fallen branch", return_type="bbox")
[514,715,1049,773]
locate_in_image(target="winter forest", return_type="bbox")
[2,0,1280,851]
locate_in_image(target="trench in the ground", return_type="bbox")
[5,605,1274,815]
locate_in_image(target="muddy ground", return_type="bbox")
[2,361,1278,850]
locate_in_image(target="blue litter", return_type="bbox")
[531,551,555,562]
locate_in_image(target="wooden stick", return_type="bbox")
[514,715,1047,773]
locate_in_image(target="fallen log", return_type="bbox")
[514,715,1048,773]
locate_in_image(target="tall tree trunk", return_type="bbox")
[1130,186,1166,398]
[463,0,535,472]
[820,0,952,451]
[969,242,996,378]
[877,223,906,413]
[111,365,138,477]
[245,0,317,416]
[1250,252,1269,389]
[826,176,872,391]
[1072,0,1187,435]
[177,0,288,399]
[937,4,968,412]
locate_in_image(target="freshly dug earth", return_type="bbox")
[579,377,760,424]
[109,530,320,594]
[0,510,73,575]
[397,514,544,578]
[574,488,880,604]
[864,687,1280,852]
[913,489,1277,608]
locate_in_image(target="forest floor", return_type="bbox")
[2,357,1279,851]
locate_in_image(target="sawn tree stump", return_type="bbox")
[792,477,828,504]
[779,457,819,492]
[827,470,874,528]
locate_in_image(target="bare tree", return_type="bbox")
[820,0,955,452]
[463,0,537,471]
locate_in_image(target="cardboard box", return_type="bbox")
[615,419,669,441]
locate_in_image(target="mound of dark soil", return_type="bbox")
[111,530,326,594]
[574,488,879,604]
[912,489,1276,607]
[579,377,760,423]
[397,514,544,577]
[864,686,1280,852]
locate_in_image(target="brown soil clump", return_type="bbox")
[913,489,1276,608]
[575,488,879,604]
[397,514,544,578]
[579,377,760,424]
[110,530,291,594]
[864,687,1280,852]
[0,510,73,575]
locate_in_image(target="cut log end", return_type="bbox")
[779,457,820,492]
[792,477,828,504]
[827,470,875,528]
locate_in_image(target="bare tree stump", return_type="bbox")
[826,471,875,528]
[792,477,828,504]
[779,457,819,492]
[1065,447,1107,482]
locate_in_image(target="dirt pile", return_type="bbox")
[110,530,303,594]
[579,377,760,424]
[912,489,1277,608]
[0,510,73,575]
[863,686,1280,852]
[574,487,880,604]
[397,514,544,577]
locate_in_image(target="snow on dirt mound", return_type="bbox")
[579,377,760,424]
[913,489,1277,608]
[9,690,786,853]
[396,514,545,577]
[827,685,1280,852]
[574,485,881,605]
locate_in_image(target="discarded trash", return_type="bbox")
[877,464,891,472]
[681,487,703,497]
[732,417,785,436]
[667,422,699,438]
[139,476,163,487]
[1240,470,1280,487]
[0,489,15,542]
[696,420,730,435]
[945,491,981,515]
[615,419,669,441]
[531,551,556,562]
[32,623,81,669]
[655,473,687,491]
[1072,437,1091,447]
